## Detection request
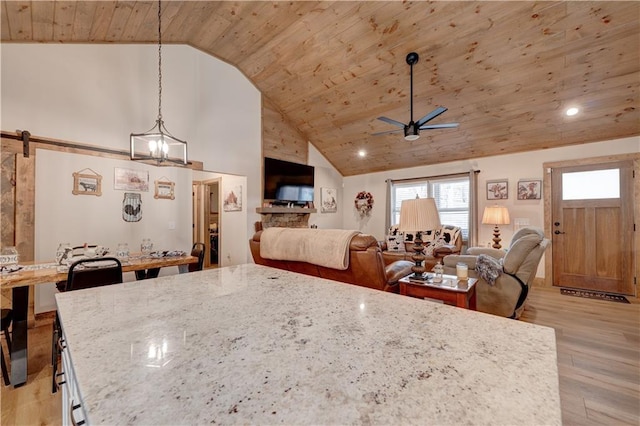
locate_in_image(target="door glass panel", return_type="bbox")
[562,169,620,200]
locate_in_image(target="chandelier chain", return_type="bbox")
[157,0,163,123]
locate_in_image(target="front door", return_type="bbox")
[551,160,634,294]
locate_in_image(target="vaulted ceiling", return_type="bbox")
[2,1,639,176]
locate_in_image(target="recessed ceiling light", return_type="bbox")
[358,150,366,158]
[565,107,579,116]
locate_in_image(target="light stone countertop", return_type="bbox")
[55,264,561,425]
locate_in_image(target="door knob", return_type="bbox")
[554,230,565,235]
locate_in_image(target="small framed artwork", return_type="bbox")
[517,179,542,200]
[486,179,508,200]
[114,167,149,192]
[154,180,175,200]
[223,185,242,212]
[72,169,102,196]
[321,187,337,213]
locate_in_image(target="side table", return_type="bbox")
[399,274,477,310]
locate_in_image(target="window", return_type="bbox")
[391,176,470,240]
[562,169,620,200]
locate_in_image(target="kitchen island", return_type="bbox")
[55,264,561,425]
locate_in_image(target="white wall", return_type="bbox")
[34,149,193,312]
[308,143,344,229]
[2,43,260,310]
[342,136,639,276]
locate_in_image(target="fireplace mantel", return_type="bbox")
[256,207,317,214]
[256,206,316,228]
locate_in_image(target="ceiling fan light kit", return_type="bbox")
[374,52,459,141]
[404,124,420,141]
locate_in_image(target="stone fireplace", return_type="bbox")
[255,207,317,229]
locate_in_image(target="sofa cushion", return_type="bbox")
[503,232,543,274]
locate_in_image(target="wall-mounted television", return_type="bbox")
[263,157,314,204]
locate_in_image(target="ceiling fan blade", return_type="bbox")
[419,122,459,130]
[372,129,404,136]
[377,116,406,128]
[416,107,448,126]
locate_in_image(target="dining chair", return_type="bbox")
[189,242,206,272]
[52,257,123,392]
[1,308,12,386]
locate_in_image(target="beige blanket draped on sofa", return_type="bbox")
[260,228,360,270]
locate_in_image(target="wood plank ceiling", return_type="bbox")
[1,1,639,176]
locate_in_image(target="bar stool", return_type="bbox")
[1,308,12,386]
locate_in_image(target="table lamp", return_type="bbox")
[482,205,510,249]
[398,197,441,281]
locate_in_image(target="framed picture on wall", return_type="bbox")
[321,187,337,213]
[154,180,175,200]
[517,179,542,200]
[486,179,508,200]
[72,168,102,196]
[223,185,242,212]
[114,167,149,192]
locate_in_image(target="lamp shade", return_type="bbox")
[482,205,510,225]
[398,198,441,232]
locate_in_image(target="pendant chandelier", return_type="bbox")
[130,0,187,166]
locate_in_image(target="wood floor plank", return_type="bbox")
[520,286,640,426]
[585,399,640,426]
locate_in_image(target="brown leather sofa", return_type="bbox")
[250,230,413,293]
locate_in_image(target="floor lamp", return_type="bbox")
[482,205,510,249]
[398,197,441,281]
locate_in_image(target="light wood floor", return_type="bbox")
[520,286,640,425]
[0,287,638,425]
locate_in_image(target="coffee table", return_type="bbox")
[399,274,477,309]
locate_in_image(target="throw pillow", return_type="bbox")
[424,239,445,257]
[405,229,438,244]
[422,228,439,243]
[386,227,405,253]
[439,225,460,245]
[476,254,503,285]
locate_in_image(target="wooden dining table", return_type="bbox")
[0,254,198,387]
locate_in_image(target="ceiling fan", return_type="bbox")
[373,52,459,141]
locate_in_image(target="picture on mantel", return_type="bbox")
[223,185,242,212]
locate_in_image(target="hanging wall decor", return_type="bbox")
[114,167,149,192]
[72,168,102,196]
[223,185,242,212]
[354,191,374,217]
[154,178,175,200]
[486,179,508,200]
[517,179,542,200]
[321,187,337,213]
[123,193,142,222]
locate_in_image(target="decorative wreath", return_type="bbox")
[354,191,374,217]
